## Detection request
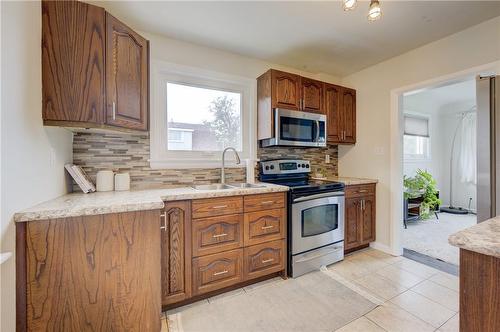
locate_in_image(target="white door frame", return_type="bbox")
[388,61,500,256]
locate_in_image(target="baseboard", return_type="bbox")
[369,242,400,256]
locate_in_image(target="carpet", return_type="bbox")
[167,270,378,332]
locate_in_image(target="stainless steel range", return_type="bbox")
[259,159,345,277]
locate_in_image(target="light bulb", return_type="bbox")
[368,0,382,21]
[343,0,357,11]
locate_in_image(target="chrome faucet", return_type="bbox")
[221,147,241,184]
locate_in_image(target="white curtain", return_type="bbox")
[458,113,476,184]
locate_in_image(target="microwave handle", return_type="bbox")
[315,120,320,142]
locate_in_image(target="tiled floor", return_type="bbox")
[162,248,460,332]
[329,248,459,332]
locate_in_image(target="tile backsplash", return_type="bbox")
[72,131,338,191]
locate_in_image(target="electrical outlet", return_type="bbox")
[325,154,330,163]
[374,146,385,155]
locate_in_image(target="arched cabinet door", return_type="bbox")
[106,13,149,131]
[271,70,301,110]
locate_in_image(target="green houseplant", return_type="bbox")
[404,169,442,219]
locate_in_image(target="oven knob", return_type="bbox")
[306,164,310,168]
[265,166,270,170]
[270,165,275,170]
[302,164,306,168]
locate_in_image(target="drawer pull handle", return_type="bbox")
[262,258,274,264]
[261,200,275,205]
[358,189,368,193]
[160,213,167,231]
[261,225,274,230]
[212,205,228,209]
[212,233,228,238]
[213,270,228,276]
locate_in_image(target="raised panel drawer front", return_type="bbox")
[345,184,376,198]
[192,249,243,296]
[192,196,243,219]
[244,240,285,280]
[192,214,243,257]
[244,209,285,246]
[244,193,285,212]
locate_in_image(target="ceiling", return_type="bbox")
[94,1,500,77]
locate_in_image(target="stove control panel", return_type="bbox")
[260,159,310,175]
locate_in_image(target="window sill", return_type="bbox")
[150,159,248,170]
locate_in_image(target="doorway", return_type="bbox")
[401,79,477,269]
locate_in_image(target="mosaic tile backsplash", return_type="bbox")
[72,131,338,191]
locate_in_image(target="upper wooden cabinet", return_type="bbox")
[258,69,356,143]
[41,0,149,132]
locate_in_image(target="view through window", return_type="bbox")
[166,82,242,152]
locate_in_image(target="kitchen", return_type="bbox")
[2,1,500,331]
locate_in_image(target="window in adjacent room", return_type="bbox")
[403,114,430,160]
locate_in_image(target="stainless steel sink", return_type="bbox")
[228,183,265,189]
[191,184,234,190]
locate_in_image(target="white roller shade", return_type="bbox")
[404,115,429,137]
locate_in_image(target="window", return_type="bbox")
[150,62,256,169]
[403,114,430,160]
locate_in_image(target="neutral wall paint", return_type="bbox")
[339,16,500,251]
[0,2,73,331]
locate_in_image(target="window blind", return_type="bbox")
[404,115,429,137]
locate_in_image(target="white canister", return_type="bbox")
[114,173,130,191]
[96,170,114,192]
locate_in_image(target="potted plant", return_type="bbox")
[404,169,441,219]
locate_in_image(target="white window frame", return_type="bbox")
[403,112,431,162]
[150,61,256,169]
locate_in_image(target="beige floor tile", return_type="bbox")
[365,302,435,332]
[335,316,386,332]
[327,258,371,280]
[376,265,426,288]
[429,272,459,292]
[161,315,168,332]
[243,276,282,293]
[437,314,459,332]
[411,280,459,312]
[390,290,456,328]
[208,288,246,303]
[354,273,408,300]
[364,249,404,264]
[392,258,440,279]
[166,298,209,315]
[345,251,391,272]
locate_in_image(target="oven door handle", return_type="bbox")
[293,191,345,203]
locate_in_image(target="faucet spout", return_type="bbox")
[221,147,241,184]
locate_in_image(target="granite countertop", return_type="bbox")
[14,183,289,222]
[312,176,378,186]
[448,217,500,258]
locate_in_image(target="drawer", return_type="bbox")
[244,208,285,246]
[345,184,376,198]
[244,240,285,280]
[192,196,243,219]
[244,193,285,212]
[192,214,243,257]
[192,249,243,296]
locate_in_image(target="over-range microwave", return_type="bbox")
[261,108,327,148]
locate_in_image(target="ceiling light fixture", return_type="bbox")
[367,0,382,21]
[343,0,357,11]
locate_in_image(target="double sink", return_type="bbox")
[192,183,265,190]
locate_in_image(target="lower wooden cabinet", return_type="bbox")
[192,214,243,257]
[17,210,162,331]
[161,201,192,306]
[244,240,285,280]
[344,184,376,252]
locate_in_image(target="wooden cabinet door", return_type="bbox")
[345,198,361,250]
[106,13,149,130]
[161,201,192,306]
[341,88,356,144]
[42,0,105,123]
[361,196,376,243]
[301,78,323,113]
[271,70,300,110]
[324,83,342,143]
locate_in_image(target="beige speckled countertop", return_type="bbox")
[312,176,378,186]
[14,183,288,222]
[448,217,500,258]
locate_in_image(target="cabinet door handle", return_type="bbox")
[211,205,228,209]
[262,258,274,264]
[212,233,228,238]
[358,189,368,193]
[261,200,275,205]
[160,213,167,231]
[213,270,228,276]
[112,102,116,120]
[261,225,274,230]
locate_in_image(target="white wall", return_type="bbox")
[339,16,500,251]
[0,2,73,331]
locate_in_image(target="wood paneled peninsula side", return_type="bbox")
[449,218,500,332]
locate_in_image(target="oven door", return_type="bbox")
[275,109,326,147]
[291,192,344,255]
